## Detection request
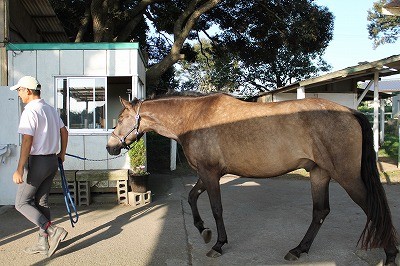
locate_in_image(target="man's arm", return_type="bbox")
[58,126,68,162]
[13,134,33,184]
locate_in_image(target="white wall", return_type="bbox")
[273,93,357,109]
[0,86,20,205]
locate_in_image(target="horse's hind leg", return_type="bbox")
[339,178,399,266]
[285,166,331,261]
[188,178,212,243]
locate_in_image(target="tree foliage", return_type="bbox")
[176,39,242,93]
[368,0,400,48]
[177,0,333,95]
[50,0,333,96]
[207,0,333,92]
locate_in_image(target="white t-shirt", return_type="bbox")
[18,99,65,155]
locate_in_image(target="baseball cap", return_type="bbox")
[10,76,41,91]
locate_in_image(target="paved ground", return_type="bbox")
[0,165,399,266]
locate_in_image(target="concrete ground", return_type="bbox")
[0,166,399,266]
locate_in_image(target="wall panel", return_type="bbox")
[60,50,84,75]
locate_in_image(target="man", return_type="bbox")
[11,76,69,257]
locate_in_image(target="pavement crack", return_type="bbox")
[180,199,193,266]
[180,176,193,266]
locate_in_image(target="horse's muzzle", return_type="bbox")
[106,145,122,155]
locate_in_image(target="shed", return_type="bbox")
[258,54,400,155]
[0,42,146,205]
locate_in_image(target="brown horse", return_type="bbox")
[106,93,398,265]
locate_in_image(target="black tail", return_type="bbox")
[353,111,398,249]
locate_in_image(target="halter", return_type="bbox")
[111,100,143,150]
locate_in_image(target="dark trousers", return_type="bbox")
[15,154,58,232]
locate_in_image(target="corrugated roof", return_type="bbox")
[360,79,400,92]
[19,0,69,42]
[262,54,400,95]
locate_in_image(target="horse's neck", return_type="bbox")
[143,97,198,139]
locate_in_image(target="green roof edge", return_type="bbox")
[6,42,140,51]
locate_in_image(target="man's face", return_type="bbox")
[17,87,29,103]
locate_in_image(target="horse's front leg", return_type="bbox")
[188,178,212,243]
[198,168,227,258]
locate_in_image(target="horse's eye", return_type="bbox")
[112,126,116,129]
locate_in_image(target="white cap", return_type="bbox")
[10,76,40,91]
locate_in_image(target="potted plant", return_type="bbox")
[128,137,150,193]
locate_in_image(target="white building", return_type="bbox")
[0,42,146,204]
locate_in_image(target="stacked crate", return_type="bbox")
[75,169,129,205]
[50,170,77,205]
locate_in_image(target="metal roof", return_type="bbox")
[19,0,69,42]
[360,79,400,92]
[262,54,400,95]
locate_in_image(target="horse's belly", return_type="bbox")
[226,158,313,178]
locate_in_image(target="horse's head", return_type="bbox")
[106,97,144,155]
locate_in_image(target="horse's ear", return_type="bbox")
[119,97,132,109]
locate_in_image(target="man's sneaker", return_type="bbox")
[46,225,68,257]
[24,233,49,255]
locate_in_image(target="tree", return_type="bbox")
[177,1,333,95]
[368,0,400,48]
[205,0,333,93]
[51,0,333,95]
[51,0,221,94]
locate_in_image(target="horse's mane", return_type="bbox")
[149,91,233,100]
[129,91,232,105]
[150,90,207,99]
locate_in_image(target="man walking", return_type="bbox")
[11,76,69,257]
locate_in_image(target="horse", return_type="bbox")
[106,93,398,265]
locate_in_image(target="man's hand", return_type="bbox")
[57,153,65,163]
[13,169,24,184]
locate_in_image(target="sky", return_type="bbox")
[315,0,399,75]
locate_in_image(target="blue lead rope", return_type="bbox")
[58,157,79,227]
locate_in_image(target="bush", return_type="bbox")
[381,134,399,159]
[128,138,147,175]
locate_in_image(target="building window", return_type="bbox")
[56,76,132,132]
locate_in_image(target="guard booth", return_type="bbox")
[0,42,146,205]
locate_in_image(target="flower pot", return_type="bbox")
[129,172,150,193]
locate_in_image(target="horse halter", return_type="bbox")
[111,100,143,150]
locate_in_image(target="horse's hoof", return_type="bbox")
[201,228,212,243]
[206,249,222,258]
[284,251,299,261]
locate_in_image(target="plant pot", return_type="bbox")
[129,173,150,193]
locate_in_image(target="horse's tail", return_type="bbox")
[353,111,398,250]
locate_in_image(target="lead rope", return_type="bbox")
[65,150,129,161]
[58,157,79,227]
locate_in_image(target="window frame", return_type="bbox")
[54,76,109,134]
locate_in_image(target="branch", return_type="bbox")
[173,0,202,37]
[196,31,211,68]
[147,0,221,85]
[201,29,218,45]
[116,0,166,42]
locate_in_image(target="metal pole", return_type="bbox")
[170,139,177,171]
[373,72,379,159]
[380,99,385,145]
